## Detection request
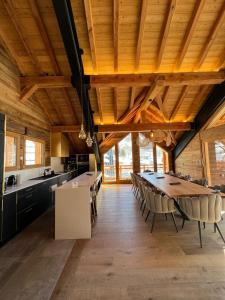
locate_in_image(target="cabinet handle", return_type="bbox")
[25,188,33,192]
[25,194,33,199]
[25,207,33,213]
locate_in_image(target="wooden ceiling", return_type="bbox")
[0,0,225,154]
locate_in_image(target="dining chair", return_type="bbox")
[179,194,224,248]
[144,186,178,233]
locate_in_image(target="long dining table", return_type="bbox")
[139,172,224,219]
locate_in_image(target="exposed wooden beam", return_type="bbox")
[144,109,164,123]
[186,85,210,121]
[20,85,38,103]
[51,122,192,133]
[84,0,97,72]
[195,1,225,70]
[113,0,119,72]
[96,88,103,124]
[176,0,205,70]
[135,0,148,71]
[156,95,168,121]
[113,88,118,123]
[89,71,225,88]
[170,85,189,120]
[20,76,71,88]
[129,87,136,109]
[156,0,176,70]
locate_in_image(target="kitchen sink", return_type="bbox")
[29,174,60,180]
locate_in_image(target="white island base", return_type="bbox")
[55,171,102,240]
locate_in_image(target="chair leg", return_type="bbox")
[165,213,167,220]
[181,218,185,229]
[198,221,202,248]
[151,213,156,233]
[171,213,178,232]
[203,222,205,229]
[145,210,150,222]
[214,223,216,233]
[214,223,225,243]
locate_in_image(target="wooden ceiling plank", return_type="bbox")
[186,85,209,121]
[113,0,119,72]
[84,0,97,72]
[89,71,225,88]
[195,1,225,70]
[96,87,103,124]
[113,87,118,123]
[2,0,43,74]
[156,0,176,70]
[176,0,205,70]
[33,94,53,125]
[135,0,148,71]
[155,95,168,121]
[170,85,189,121]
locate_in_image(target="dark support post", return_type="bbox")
[52,0,100,166]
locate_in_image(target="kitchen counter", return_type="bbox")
[4,170,77,195]
[55,171,102,240]
[55,171,102,190]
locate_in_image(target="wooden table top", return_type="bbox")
[140,173,224,199]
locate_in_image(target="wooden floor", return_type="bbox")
[52,184,225,300]
[1,184,225,300]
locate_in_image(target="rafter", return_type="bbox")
[170,85,189,121]
[20,76,71,88]
[113,0,119,72]
[51,122,192,133]
[89,71,225,88]
[176,0,205,70]
[113,88,118,123]
[96,88,103,124]
[84,0,97,72]
[156,0,176,70]
[195,1,225,70]
[143,109,164,123]
[135,0,148,71]
[20,85,38,103]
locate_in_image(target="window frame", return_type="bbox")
[23,136,45,169]
[5,131,20,172]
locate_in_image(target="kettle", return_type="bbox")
[7,175,16,186]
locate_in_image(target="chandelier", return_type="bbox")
[137,130,175,147]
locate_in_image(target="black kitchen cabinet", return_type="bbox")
[2,193,17,242]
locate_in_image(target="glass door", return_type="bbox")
[118,134,133,180]
[103,146,116,182]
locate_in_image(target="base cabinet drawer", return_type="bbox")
[17,203,39,231]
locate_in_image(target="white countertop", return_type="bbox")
[4,171,75,195]
[56,171,102,190]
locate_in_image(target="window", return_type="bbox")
[139,136,154,172]
[156,145,169,173]
[118,134,133,180]
[24,138,44,167]
[5,133,19,171]
[103,146,116,182]
[206,140,225,186]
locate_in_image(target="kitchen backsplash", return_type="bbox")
[5,166,51,183]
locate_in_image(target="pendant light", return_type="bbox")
[85,90,93,147]
[79,79,87,140]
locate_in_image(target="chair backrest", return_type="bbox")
[145,188,175,213]
[179,194,222,223]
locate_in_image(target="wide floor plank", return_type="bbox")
[51,184,225,300]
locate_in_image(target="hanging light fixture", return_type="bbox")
[150,131,154,138]
[79,79,87,140]
[86,131,93,147]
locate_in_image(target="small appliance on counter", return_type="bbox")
[6,175,16,186]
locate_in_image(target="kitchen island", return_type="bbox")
[55,171,102,240]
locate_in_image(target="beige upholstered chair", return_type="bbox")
[179,194,224,247]
[144,186,178,233]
